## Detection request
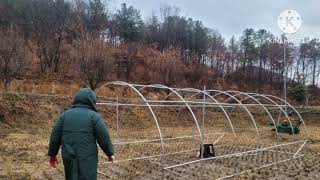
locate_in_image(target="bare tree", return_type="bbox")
[157,49,184,87]
[307,39,320,86]
[75,36,113,90]
[159,4,180,21]
[25,0,70,73]
[123,44,137,81]
[0,28,25,91]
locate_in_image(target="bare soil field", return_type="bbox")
[0,92,320,179]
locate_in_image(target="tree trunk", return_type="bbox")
[259,55,262,85]
[312,58,316,86]
[3,79,9,91]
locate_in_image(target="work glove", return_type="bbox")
[108,155,115,162]
[49,156,58,168]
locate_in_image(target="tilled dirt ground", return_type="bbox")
[96,127,320,180]
[0,92,320,179]
[1,128,320,180]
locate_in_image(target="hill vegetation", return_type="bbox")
[0,0,320,105]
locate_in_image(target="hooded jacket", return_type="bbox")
[48,88,114,180]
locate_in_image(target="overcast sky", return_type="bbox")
[111,0,320,41]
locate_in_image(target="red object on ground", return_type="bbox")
[49,156,58,168]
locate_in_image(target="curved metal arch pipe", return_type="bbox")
[207,90,261,144]
[219,91,280,142]
[99,81,165,172]
[165,88,236,139]
[137,84,203,143]
[219,91,294,135]
[166,88,201,100]
[250,94,295,135]
[262,94,308,137]
[96,81,309,180]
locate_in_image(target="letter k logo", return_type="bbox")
[278,10,302,34]
[286,17,294,27]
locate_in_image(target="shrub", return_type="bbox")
[288,84,305,103]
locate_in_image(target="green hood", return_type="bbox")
[72,88,97,111]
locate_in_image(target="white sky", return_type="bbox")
[110,0,320,41]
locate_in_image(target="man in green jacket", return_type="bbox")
[48,88,114,180]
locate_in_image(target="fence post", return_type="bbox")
[49,82,53,110]
[116,96,119,154]
[52,82,55,95]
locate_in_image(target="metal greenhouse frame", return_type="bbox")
[96,81,309,179]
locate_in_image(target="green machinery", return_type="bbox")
[269,120,301,135]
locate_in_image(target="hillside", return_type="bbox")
[1,0,320,106]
